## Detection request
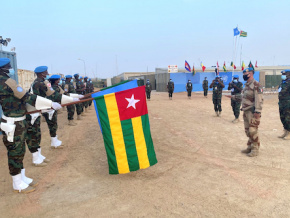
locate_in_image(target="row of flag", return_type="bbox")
[233,27,247,37]
[184,60,258,73]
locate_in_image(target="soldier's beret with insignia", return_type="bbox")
[84,76,88,79]
[34,66,48,73]
[66,75,72,78]
[0,58,10,67]
[49,75,61,80]
[281,69,290,74]
[233,75,239,78]
[243,67,254,73]
[74,73,79,77]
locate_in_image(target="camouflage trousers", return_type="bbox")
[84,100,89,109]
[26,115,41,153]
[279,101,290,131]
[76,103,83,115]
[213,98,222,112]
[203,89,208,96]
[43,111,58,137]
[146,91,151,99]
[89,100,92,106]
[243,110,261,149]
[231,99,241,119]
[67,104,75,120]
[1,119,27,176]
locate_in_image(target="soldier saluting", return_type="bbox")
[210,76,225,116]
[241,68,263,157]
[278,70,290,140]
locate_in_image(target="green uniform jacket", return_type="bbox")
[202,80,208,90]
[210,81,225,99]
[186,82,193,91]
[278,79,290,107]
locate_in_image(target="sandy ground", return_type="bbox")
[0,91,289,218]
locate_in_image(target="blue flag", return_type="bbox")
[92,80,138,132]
[233,27,240,36]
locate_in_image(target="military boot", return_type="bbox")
[278,129,288,138]
[216,111,219,117]
[12,174,36,194]
[77,115,82,120]
[21,169,38,187]
[218,111,222,117]
[247,146,259,157]
[241,146,251,154]
[68,120,77,126]
[284,131,290,140]
[232,118,239,123]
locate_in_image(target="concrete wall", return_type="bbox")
[18,69,36,91]
[144,74,156,90]
[156,73,170,92]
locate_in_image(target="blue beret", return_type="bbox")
[281,69,290,74]
[34,66,48,73]
[0,58,10,68]
[61,78,65,81]
[66,75,72,78]
[49,75,61,80]
[233,75,239,78]
[243,67,254,73]
[84,76,88,79]
[74,73,79,77]
[80,76,83,79]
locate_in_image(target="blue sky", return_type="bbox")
[1,0,289,78]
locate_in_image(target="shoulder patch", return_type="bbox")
[5,78,26,99]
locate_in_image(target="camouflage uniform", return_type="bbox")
[88,82,94,106]
[0,71,37,175]
[167,81,174,99]
[210,80,225,112]
[228,81,243,119]
[186,81,193,97]
[202,79,208,97]
[64,80,77,120]
[26,77,62,151]
[74,79,83,115]
[242,78,263,155]
[145,82,152,99]
[84,81,89,109]
[278,78,290,132]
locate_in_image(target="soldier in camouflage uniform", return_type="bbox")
[186,79,193,99]
[88,78,94,109]
[241,68,263,157]
[278,70,290,140]
[26,66,77,165]
[228,75,243,123]
[167,79,174,100]
[145,79,152,100]
[0,58,61,193]
[210,76,225,116]
[64,75,84,125]
[84,76,90,112]
[74,74,86,119]
[202,77,208,97]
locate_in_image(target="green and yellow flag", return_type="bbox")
[95,86,157,174]
[240,31,247,37]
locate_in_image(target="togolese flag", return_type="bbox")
[95,86,157,174]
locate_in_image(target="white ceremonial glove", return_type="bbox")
[52,102,62,110]
[73,98,80,102]
[78,95,84,98]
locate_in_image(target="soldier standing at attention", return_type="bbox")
[202,77,208,97]
[186,79,193,99]
[167,79,174,100]
[145,79,152,100]
[278,70,290,140]
[0,58,61,193]
[88,78,94,109]
[84,76,90,113]
[26,66,77,166]
[228,75,243,123]
[74,74,85,118]
[241,68,263,157]
[210,76,225,116]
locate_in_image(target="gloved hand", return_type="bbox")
[78,95,84,98]
[51,102,62,110]
[73,98,80,102]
